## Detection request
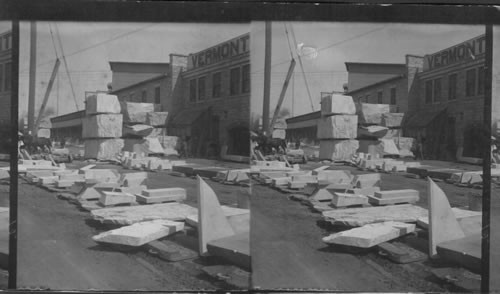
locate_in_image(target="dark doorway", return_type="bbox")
[228,126,250,156]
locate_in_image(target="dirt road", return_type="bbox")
[251,162,479,291]
[17,160,249,291]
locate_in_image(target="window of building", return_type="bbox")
[425,80,433,104]
[230,67,241,95]
[154,86,161,104]
[477,66,485,95]
[4,63,10,91]
[122,95,128,102]
[390,88,396,105]
[130,91,135,102]
[466,68,476,97]
[377,91,383,104]
[365,94,370,102]
[4,35,10,50]
[198,76,206,100]
[448,73,457,100]
[433,78,442,103]
[212,72,221,98]
[189,79,197,102]
[141,89,147,102]
[242,64,250,93]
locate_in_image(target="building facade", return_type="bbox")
[405,34,486,160]
[0,30,12,125]
[169,33,250,157]
[345,56,424,113]
[0,30,12,154]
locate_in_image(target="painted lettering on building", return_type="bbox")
[424,35,485,71]
[188,34,249,69]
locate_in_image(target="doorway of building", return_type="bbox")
[227,126,250,156]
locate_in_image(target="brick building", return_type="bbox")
[0,30,12,154]
[169,33,250,157]
[0,30,12,125]
[345,56,423,113]
[405,34,486,160]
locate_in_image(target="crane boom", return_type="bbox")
[268,58,296,134]
[34,58,60,135]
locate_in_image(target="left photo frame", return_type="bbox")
[0,20,12,289]
[14,21,251,291]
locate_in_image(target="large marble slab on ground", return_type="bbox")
[82,114,123,138]
[319,139,359,161]
[322,204,428,227]
[436,233,481,273]
[84,139,124,160]
[186,205,249,234]
[321,94,356,115]
[312,169,352,183]
[99,191,136,206]
[85,93,121,115]
[417,207,482,230]
[91,202,197,225]
[120,172,147,187]
[331,192,368,207]
[317,115,357,139]
[92,219,184,247]
[81,169,120,182]
[207,232,250,271]
[323,221,415,248]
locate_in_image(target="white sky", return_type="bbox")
[18,21,249,120]
[250,22,485,119]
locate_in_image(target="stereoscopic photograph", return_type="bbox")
[3,3,500,293]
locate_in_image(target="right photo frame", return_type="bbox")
[249,21,495,292]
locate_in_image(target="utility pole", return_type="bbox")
[27,21,37,135]
[262,21,272,134]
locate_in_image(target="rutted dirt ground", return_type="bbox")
[17,159,249,291]
[251,161,480,291]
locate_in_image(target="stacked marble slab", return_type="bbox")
[120,102,172,156]
[318,94,358,161]
[83,94,124,160]
[355,103,402,158]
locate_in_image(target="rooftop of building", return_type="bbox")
[345,62,406,73]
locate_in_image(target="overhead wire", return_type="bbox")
[54,22,79,111]
[252,24,387,74]
[288,22,315,112]
[19,23,157,73]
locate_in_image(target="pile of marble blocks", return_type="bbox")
[121,102,172,156]
[318,94,359,161]
[83,94,124,160]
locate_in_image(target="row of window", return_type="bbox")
[0,34,11,52]
[0,62,11,93]
[121,86,161,104]
[425,66,485,104]
[189,64,250,102]
[358,87,397,105]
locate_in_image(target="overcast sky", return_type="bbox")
[18,21,249,120]
[250,22,485,120]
